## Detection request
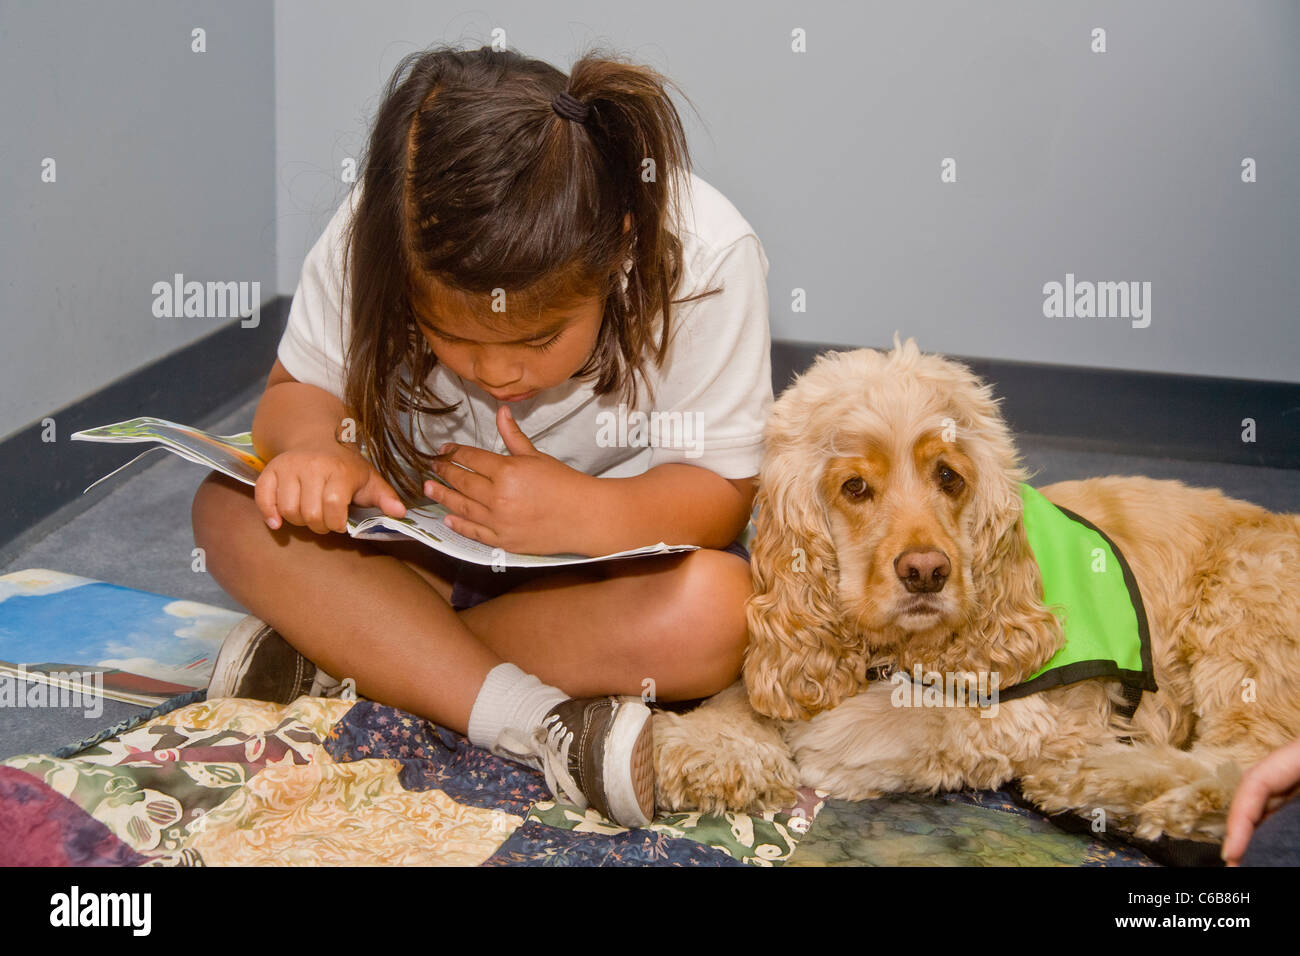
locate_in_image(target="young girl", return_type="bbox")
[192,44,772,829]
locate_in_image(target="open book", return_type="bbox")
[72,417,698,568]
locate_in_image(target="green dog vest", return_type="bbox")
[998,484,1158,716]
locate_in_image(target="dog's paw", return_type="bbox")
[1132,763,1240,842]
[653,711,799,815]
[656,770,799,816]
[797,776,886,802]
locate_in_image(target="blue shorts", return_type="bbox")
[449,537,751,611]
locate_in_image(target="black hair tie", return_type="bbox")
[552,90,590,123]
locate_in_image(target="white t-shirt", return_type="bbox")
[276,171,772,483]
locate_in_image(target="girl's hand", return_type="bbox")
[423,406,594,555]
[1223,736,1300,865]
[255,438,406,535]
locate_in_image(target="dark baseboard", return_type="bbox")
[0,298,289,549]
[772,340,1300,470]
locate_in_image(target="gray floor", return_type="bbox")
[1,385,1296,759]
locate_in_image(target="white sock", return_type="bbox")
[467,663,568,768]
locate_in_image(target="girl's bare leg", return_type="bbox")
[191,472,749,734]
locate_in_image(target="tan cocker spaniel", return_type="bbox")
[655,338,1300,843]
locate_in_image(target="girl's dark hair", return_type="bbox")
[341,43,720,500]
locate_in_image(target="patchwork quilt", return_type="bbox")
[0,692,1155,867]
[0,567,1159,866]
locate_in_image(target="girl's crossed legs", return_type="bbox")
[190,471,751,736]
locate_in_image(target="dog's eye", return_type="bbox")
[841,476,872,501]
[936,464,965,496]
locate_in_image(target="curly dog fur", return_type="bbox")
[655,338,1300,842]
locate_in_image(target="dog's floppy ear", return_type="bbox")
[962,484,1064,685]
[743,445,866,722]
[941,361,1063,683]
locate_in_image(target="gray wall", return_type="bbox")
[276,0,1299,383]
[2,0,1295,450]
[0,0,275,441]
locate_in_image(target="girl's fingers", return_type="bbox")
[429,460,492,503]
[437,443,500,478]
[297,472,330,535]
[278,474,304,530]
[277,474,304,531]
[321,473,353,533]
[1222,773,1270,863]
[255,470,281,529]
[441,510,499,549]
[1222,756,1300,863]
[424,476,493,528]
[354,469,406,517]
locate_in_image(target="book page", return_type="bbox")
[349,499,696,567]
[75,417,699,567]
[73,416,262,485]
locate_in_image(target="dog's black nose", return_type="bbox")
[894,549,951,593]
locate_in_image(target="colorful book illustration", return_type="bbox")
[0,569,244,706]
[72,417,699,568]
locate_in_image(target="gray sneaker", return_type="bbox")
[207,615,348,702]
[500,695,655,828]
